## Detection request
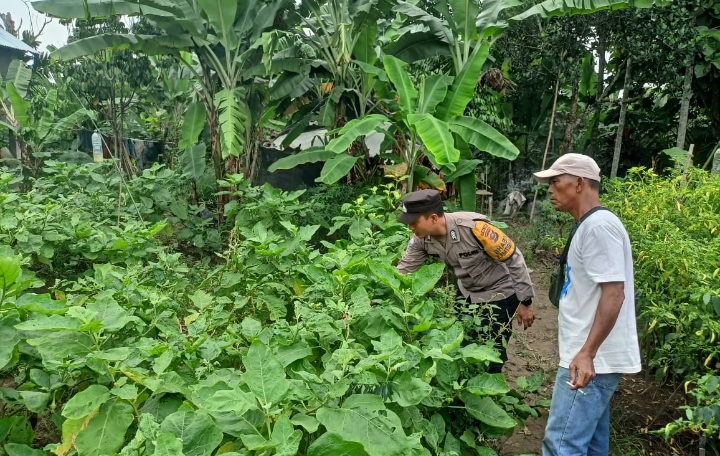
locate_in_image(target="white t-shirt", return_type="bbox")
[558,209,641,374]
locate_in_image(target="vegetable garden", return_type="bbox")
[0,0,719,454]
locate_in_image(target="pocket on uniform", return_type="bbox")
[458,256,494,280]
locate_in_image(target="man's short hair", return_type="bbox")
[587,178,600,191]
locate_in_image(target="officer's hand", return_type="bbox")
[568,351,595,389]
[515,304,535,330]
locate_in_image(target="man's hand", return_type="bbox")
[515,304,535,330]
[569,351,596,389]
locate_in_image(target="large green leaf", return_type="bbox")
[0,314,20,370]
[443,158,482,182]
[74,401,135,456]
[419,74,454,115]
[384,31,452,63]
[0,120,16,133]
[579,52,597,97]
[25,331,95,369]
[5,60,32,98]
[4,444,45,456]
[14,294,67,315]
[406,114,459,167]
[0,416,33,445]
[466,373,511,396]
[271,73,315,101]
[448,116,519,160]
[50,34,194,61]
[510,0,660,21]
[251,0,284,41]
[14,315,81,331]
[476,0,522,36]
[215,87,248,158]
[243,341,290,406]
[391,372,432,406]
[32,0,141,19]
[179,102,207,150]
[6,84,29,128]
[159,409,223,456]
[411,263,446,295]
[307,433,371,456]
[44,108,96,144]
[316,396,410,456]
[199,388,258,415]
[271,415,302,456]
[62,385,112,419]
[461,391,516,428]
[198,0,239,48]
[153,433,184,456]
[315,154,360,185]
[450,0,479,41]
[383,55,418,114]
[85,299,137,333]
[354,25,377,64]
[393,2,453,44]
[19,392,50,414]
[458,344,503,363]
[353,61,388,81]
[456,172,477,211]
[275,341,314,367]
[0,255,21,290]
[268,148,335,172]
[435,41,490,121]
[326,114,389,153]
[178,143,207,182]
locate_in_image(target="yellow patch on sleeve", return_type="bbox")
[472,221,515,261]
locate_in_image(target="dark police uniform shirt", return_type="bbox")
[397,212,534,303]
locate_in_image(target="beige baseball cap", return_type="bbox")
[533,153,601,183]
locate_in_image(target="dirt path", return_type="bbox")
[498,269,559,456]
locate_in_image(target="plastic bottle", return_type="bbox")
[92,131,103,163]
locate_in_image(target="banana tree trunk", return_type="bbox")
[611,56,632,179]
[676,56,694,149]
[586,31,606,158]
[207,106,228,221]
[561,81,579,154]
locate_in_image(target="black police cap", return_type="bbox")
[398,189,443,224]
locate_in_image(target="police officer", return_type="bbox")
[396,189,535,373]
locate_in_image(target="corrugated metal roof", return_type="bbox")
[0,28,38,54]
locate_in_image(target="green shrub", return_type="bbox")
[604,168,720,380]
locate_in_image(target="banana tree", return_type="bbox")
[252,0,395,183]
[270,54,519,205]
[33,0,287,211]
[0,60,95,174]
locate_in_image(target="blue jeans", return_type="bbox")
[542,367,621,456]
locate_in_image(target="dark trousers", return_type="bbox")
[455,291,520,374]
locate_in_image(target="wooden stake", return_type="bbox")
[529,78,561,222]
[681,143,695,183]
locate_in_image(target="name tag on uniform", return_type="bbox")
[458,249,479,259]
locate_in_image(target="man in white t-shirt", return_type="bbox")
[533,154,641,455]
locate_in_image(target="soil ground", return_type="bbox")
[496,269,698,456]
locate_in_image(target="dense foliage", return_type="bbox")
[0,164,546,456]
[603,169,720,444]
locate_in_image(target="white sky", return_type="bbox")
[3,0,70,51]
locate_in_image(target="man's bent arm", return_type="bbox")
[396,236,427,274]
[579,281,625,357]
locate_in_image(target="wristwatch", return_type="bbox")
[520,298,533,307]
